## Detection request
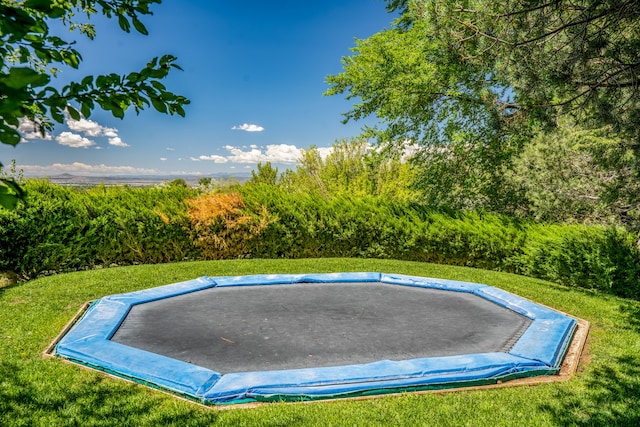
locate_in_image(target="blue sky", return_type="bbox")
[3,0,397,177]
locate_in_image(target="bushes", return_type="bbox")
[186,192,274,259]
[239,184,640,298]
[240,185,420,259]
[513,225,640,298]
[0,181,90,276]
[1,180,639,299]
[241,184,522,266]
[0,181,198,279]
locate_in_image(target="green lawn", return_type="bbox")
[2,258,639,426]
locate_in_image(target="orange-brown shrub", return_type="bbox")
[186,192,274,259]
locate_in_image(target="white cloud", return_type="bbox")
[17,118,52,141]
[264,144,301,163]
[18,162,158,176]
[316,146,333,160]
[190,155,228,163]
[67,117,117,137]
[399,139,420,160]
[231,123,264,132]
[160,157,167,161]
[65,114,128,147]
[223,145,266,163]
[166,147,175,151]
[56,132,95,148]
[108,136,129,147]
[15,115,128,149]
[192,144,304,165]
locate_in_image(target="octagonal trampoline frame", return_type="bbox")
[54,273,580,405]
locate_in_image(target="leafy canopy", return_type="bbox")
[385,0,640,139]
[325,14,524,211]
[281,138,419,203]
[326,0,640,216]
[0,0,190,208]
[329,0,640,144]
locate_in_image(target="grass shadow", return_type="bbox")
[0,359,221,426]
[547,355,640,426]
[619,300,640,333]
[539,301,640,426]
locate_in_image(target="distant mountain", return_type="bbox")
[51,173,76,179]
[40,173,250,187]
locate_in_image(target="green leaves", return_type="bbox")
[391,0,640,139]
[0,178,26,209]
[22,0,67,18]
[118,14,131,32]
[66,106,81,121]
[112,2,151,35]
[0,67,49,89]
[0,67,51,145]
[0,181,198,277]
[131,16,149,35]
[1,1,190,209]
[0,124,21,147]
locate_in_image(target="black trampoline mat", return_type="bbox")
[111,282,532,373]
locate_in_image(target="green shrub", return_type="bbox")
[0,181,89,277]
[512,224,640,297]
[239,184,640,299]
[2,180,639,299]
[0,180,198,279]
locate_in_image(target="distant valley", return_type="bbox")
[39,173,250,187]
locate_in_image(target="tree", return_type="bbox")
[325,16,525,211]
[250,162,279,186]
[326,0,640,214]
[385,0,640,140]
[508,122,638,225]
[281,138,419,202]
[0,0,190,208]
[198,177,212,187]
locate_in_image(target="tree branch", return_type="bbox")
[451,16,513,46]
[497,1,563,18]
[512,8,612,47]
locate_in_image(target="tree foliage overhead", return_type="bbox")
[326,0,640,221]
[325,12,526,211]
[508,122,640,226]
[386,0,640,139]
[0,0,189,208]
[325,15,517,149]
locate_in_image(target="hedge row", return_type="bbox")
[0,180,198,278]
[1,181,638,299]
[239,184,640,299]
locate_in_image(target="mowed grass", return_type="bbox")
[1,258,639,426]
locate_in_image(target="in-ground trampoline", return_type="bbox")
[53,273,583,405]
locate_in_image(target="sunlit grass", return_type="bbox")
[1,258,639,426]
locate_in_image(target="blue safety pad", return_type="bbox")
[211,272,382,287]
[200,352,549,403]
[473,286,577,367]
[55,273,577,404]
[381,273,487,293]
[55,277,221,395]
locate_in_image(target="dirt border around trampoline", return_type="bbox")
[43,301,93,358]
[44,300,590,410]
